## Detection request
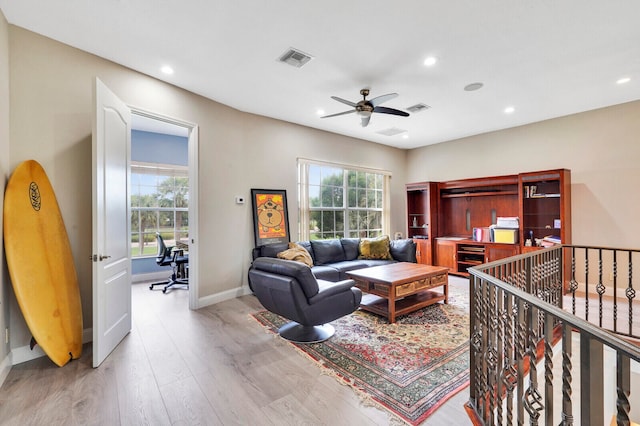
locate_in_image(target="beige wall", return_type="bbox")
[406,100,640,249]
[0,9,10,367]
[7,27,408,349]
[4,22,640,360]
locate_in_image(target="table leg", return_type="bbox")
[389,286,396,323]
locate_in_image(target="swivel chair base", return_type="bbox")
[160,278,188,293]
[149,273,188,293]
[278,322,335,343]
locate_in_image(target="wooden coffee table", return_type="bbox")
[346,262,449,323]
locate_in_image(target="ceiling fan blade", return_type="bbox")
[369,93,398,107]
[373,106,409,117]
[360,115,372,127]
[331,96,357,107]
[321,109,356,119]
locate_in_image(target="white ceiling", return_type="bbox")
[2,1,639,149]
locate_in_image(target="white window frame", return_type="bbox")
[130,161,189,257]
[298,158,391,240]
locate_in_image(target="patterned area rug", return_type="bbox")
[250,289,470,425]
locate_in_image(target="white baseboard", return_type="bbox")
[132,271,168,283]
[11,327,94,366]
[0,352,11,387]
[196,285,253,309]
[11,342,46,365]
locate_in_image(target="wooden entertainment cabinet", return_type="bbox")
[406,169,571,276]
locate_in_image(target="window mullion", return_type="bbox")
[342,169,348,236]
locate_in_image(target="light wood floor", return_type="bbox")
[0,278,472,425]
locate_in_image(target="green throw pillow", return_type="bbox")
[358,235,392,260]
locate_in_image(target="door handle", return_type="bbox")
[89,254,112,262]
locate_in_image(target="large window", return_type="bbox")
[298,160,390,240]
[130,162,189,257]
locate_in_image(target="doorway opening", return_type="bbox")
[130,111,199,310]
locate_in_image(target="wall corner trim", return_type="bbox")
[0,353,12,387]
[196,286,253,309]
[10,328,94,366]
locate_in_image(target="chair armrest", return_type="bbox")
[309,279,357,304]
[171,248,184,261]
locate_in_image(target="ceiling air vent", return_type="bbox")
[278,48,313,68]
[406,103,431,113]
[377,127,407,137]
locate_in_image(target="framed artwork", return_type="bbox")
[251,189,290,247]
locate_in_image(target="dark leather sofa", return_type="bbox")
[251,237,417,282]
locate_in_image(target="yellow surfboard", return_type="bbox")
[3,160,83,367]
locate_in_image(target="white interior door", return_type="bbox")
[92,78,132,368]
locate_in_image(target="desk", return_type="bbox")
[172,243,189,280]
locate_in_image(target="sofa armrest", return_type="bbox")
[309,279,357,304]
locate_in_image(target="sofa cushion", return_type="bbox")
[389,238,417,263]
[328,260,370,280]
[311,265,340,282]
[360,259,397,268]
[358,235,392,260]
[277,242,313,267]
[260,242,290,258]
[310,239,346,265]
[340,238,361,260]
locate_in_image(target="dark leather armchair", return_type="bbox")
[249,257,362,343]
[149,233,189,293]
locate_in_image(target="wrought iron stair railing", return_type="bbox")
[466,245,640,425]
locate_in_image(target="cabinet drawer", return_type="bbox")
[354,281,372,292]
[430,274,447,286]
[373,283,390,295]
[395,281,415,297]
[395,278,430,297]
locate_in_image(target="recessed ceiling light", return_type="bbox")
[464,82,484,91]
[504,106,515,114]
[402,134,409,139]
[161,65,174,75]
[423,56,438,67]
[316,109,325,116]
[617,77,631,85]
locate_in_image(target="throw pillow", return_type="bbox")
[277,242,313,267]
[389,238,417,262]
[310,239,346,265]
[358,235,392,260]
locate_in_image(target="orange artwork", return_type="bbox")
[252,189,289,246]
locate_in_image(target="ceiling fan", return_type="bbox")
[321,88,410,127]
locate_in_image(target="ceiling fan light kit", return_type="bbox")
[321,88,410,127]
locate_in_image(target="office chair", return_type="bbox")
[149,232,189,293]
